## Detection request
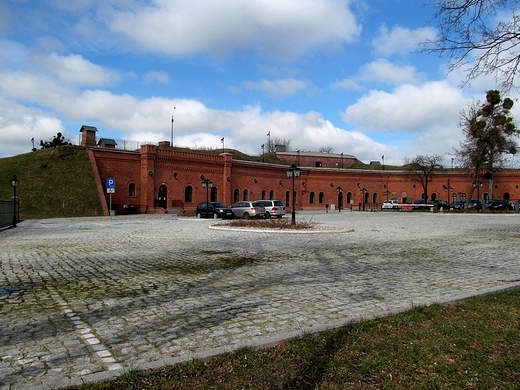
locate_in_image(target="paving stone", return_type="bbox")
[1,212,520,389]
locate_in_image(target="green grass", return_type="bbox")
[66,287,520,389]
[0,146,103,219]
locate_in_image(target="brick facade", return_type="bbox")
[81,128,520,215]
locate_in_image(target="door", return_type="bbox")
[158,185,167,209]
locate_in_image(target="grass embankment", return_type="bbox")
[0,146,103,219]
[68,287,520,389]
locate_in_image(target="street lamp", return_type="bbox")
[201,178,213,217]
[473,180,483,211]
[11,175,18,228]
[336,186,342,212]
[286,163,301,225]
[357,183,367,211]
[443,179,453,208]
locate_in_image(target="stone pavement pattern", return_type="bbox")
[1,211,520,389]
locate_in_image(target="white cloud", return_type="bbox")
[358,60,421,85]
[332,60,422,90]
[242,78,309,97]
[106,0,362,58]
[37,53,120,86]
[143,71,171,84]
[343,81,467,132]
[372,25,437,57]
[0,98,66,157]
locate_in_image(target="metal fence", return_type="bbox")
[0,199,17,228]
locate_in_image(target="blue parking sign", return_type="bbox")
[106,177,116,193]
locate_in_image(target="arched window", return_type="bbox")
[347,192,352,205]
[431,193,437,201]
[286,190,290,206]
[269,190,274,200]
[128,183,136,197]
[372,193,378,205]
[319,192,324,204]
[234,188,240,203]
[262,190,267,200]
[243,189,249,201]
[211,187,217,202]
[504,192,511,201]
[184,186,193,203]
[310,192,315,204]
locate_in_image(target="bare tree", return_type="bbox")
[424,0,520,91]
[319,146,334,153]
[407,154,443,202]
[266,137,291,152]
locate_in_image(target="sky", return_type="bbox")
[1,0,519,167]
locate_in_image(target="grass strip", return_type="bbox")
[67,287,520,389]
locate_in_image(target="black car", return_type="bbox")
[430,199,449,210]
[467,199,483,210]
[451,200,466,210]
[196,202,234,219]
[488,199,514,210]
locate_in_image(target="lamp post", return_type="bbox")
[11,175,18,228]
[171,106,176,146]
[286,163,300,225]
[336,186,342,212]
[473,180,483,211]
[357,183,367,211]
[201,178,213,216]
[443,179,453,208]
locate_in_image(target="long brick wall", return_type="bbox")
[88,144,520,215]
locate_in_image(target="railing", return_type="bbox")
[0,199,18,228]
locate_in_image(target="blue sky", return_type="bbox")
[1,0,519,166]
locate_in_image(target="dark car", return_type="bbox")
[488,199,514,210]
[413,199,431,210]
[196,202,234,219]
[451,200,466,210]
[430,199,449,211]
[467,199,483,210]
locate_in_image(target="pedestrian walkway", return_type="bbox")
[1,211,520,389]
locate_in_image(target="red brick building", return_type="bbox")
[80,126,520,215]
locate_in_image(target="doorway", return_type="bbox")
[158,185,167,209]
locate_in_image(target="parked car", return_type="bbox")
[254,200,286,218]
[196,202,234,219]
[230,201,266,219]
[382,200,399,210]
[450,200,466,210]
[413,199,431,210]
[430,199,450,211]
[467,199,483,210]
[488,199,514,210]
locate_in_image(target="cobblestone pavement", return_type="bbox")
[1,211,520,389]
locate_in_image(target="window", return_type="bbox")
[286,190,290,206]
[211,187,217,202]
[128,183,136,197]
[243,189,249,201]
[315,161,322,167]
[184,186,193,203]
[310,191,315,204]
[319,192,324,204]
[262,190,266,200]
[269,190,274,200]
[234,188,239,203]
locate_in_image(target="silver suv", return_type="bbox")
[254,200,286,218]
[230,201,266,219]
